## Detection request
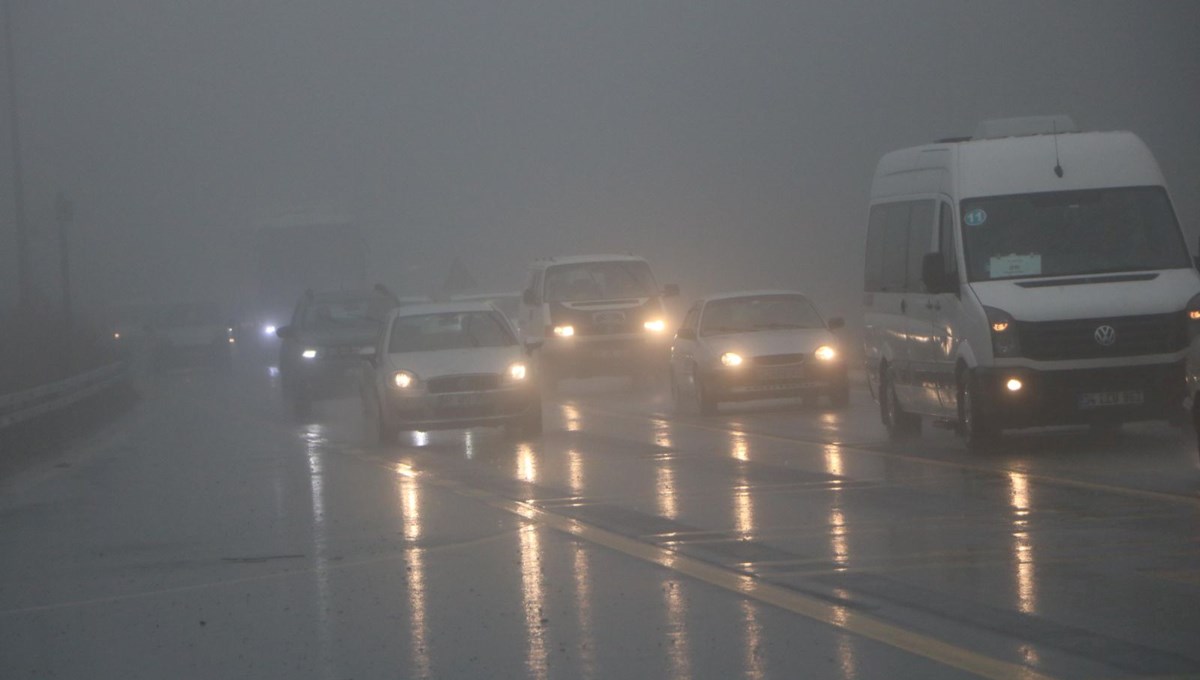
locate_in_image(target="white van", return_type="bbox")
[518,255,678,383]
[862,116,1200,445]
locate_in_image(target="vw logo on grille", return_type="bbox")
[1094,324,1117,347]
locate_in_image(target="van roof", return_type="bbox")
[872,129,1165,202]
[528,254,648,270]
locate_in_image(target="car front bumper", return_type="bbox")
[381,384,540,430]
[702,360,847,401]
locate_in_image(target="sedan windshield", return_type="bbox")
[700,295,824,336]
[389,312,515,352]
[544,261,656,302]
[961,186,1189,282]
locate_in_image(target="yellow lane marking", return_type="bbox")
[579,403,1200,510]
[354,450,1059,680]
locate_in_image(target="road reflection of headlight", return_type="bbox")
[814,345,837,362]
[721,352,743,367]
[644,319,666,333]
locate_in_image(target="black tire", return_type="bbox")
[882,369,920,439]
[828,375,850,409]
[695,369,718,416]
[958,369,995,449]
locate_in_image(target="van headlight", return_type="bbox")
[720,352,744,367]
[507,362,528,381]
[392,371,419,389]
[984,306,1020,357]
[1185,293,1200,340]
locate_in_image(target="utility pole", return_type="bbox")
[2,0,31,314]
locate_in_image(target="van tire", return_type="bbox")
[958,369,996,449]
[882,369,920,438]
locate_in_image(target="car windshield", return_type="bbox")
[961,186,1190,282]
[699,295,824,335]
[388,311,515,352]
[302,299,378,328]
[544,261,656,302]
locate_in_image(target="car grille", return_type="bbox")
[1015,313,1186,361]
[753,353,805,366]
[426,374,502,393]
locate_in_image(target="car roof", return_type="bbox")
[309,289,392,303]
[529,254,648,269]
[697,290,812,304]
[391,301,498,317]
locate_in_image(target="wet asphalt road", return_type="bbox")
[2,356,1199,679]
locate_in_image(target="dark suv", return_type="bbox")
[276,286,398,415]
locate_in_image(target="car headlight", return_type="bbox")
[392,371,418,389]
[553,325,575,338]
[508,362,528,381]
[720,352,744,367]
[1186,293,1200,339]
[814,345,837,362]
[264,324,277,337]
[984,306,1020,357]
[643,319,666,333]
[301,348,319,360]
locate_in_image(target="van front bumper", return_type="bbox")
[974,361,1185,427]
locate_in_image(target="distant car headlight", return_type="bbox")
[814,345,837,362]
[113,332,121,340]
[643,319,666,333]
[508,362,528,381]
[264,324,277,337]
[392,371,418,389]
[720,352,744,367]
[227,337,236,344]
[553,325,575,338]
[301,348,319,360]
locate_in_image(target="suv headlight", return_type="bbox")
[392,371,419,389]
[984,306,1020,358]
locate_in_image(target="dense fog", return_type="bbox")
[3,1,1199,322]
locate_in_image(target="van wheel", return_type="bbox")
[882,370,920,439]
[958,370,995,449]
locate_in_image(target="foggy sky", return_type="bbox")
[3,0,1199,319]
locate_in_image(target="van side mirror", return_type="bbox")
[522,289,538,305]
[663,284,680,298]
[676,328,696,340]
[921,253,957,294]
[828,317,845,330]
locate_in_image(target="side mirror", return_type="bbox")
[921,253,957,294]
[828,317,845,330]
[524,340,544,354]
[676,328,696,340]
[275,325,293,340]
[663,284,680,298]
[522,289,539,305]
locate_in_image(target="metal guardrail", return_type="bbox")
[0,361,129,430]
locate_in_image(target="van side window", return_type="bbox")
[938,202,958,278]
[881,203,910,291]
[865,205,887,292]
[906,200,935,291]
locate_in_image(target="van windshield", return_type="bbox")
[961,187,1189,282]
[544,261,656,302]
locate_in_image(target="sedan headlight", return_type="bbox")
[508,362,528,381]
[301,348,319,360]
[720,352,744,367]
[643,319,666,333]
[553,325,575,338]
[392,371,418,389]
[814,345,837,362]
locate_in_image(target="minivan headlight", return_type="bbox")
[984,306,1020,357]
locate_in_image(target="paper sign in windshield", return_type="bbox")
[989,254,1041,278]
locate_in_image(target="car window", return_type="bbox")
[699,295,823,336]
[389,312,516,352]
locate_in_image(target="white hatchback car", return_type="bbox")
[670,291,848,414]
[361,302,542,442]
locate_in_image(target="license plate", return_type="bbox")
[760,365,805,380]
[440,393,490,407]
[1078,390,1144,410]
